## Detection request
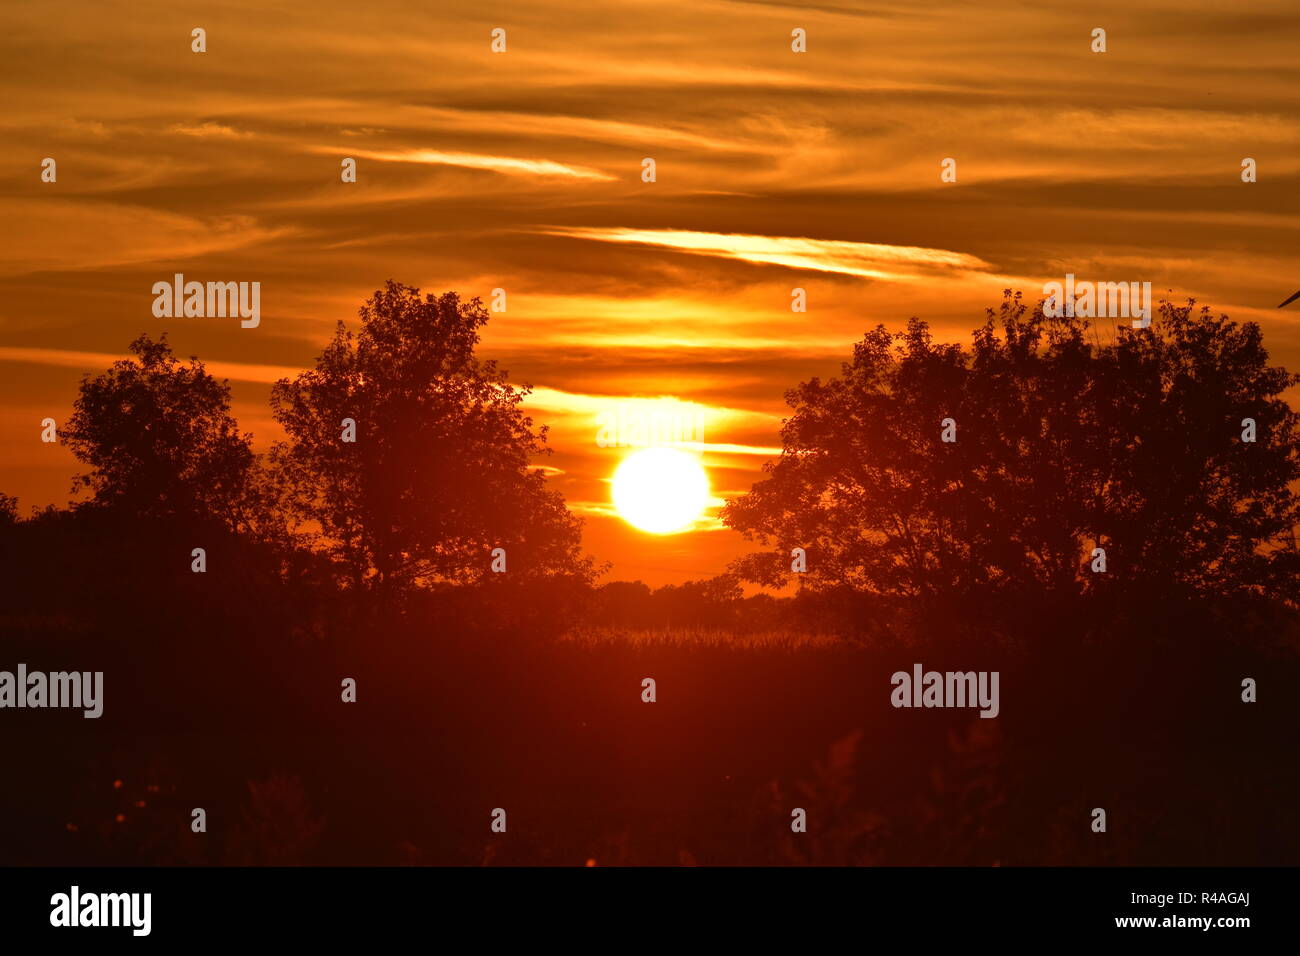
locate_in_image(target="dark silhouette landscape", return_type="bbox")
[2,283,1297,866]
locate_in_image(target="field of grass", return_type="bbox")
[4,605,1298,866]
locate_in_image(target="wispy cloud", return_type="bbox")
[526,385,776,426]
[544,227,993,279]
[522,387,782,461]
[169,122,255,139]
[0,347,302,385]
[320,147,615,181]
[0,204,294,276]
[401,107,769,155]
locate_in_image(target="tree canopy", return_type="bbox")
[723,293,1300,620]
[62,334,256,528]
[269,281,595,592]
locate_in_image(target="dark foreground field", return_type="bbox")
[5,600,1297,866]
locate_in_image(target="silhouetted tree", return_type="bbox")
[62,334,256,529]
[269,281,595,593]
[724,293,1300,625]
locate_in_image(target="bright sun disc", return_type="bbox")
[611,447,710,534]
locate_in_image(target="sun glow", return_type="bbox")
[611,447,710,534]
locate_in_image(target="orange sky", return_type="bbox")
[2,0,1299,584]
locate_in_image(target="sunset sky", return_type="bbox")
[2,0,1298,584]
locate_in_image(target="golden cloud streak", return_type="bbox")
[322,147,615,181]
[544,227,992,278]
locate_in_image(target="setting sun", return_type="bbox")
[611,447,710,534]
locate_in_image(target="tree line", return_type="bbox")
[2,283,1297,644]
